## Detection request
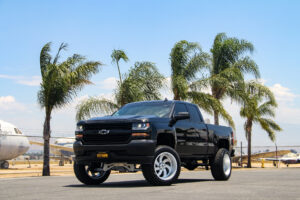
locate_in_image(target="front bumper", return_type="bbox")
[73,139,156,164]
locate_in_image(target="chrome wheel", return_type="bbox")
[85,164,106,180]
[223,153,231,176]
[154,152,177,181]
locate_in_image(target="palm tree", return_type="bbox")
[170,40,209,100]
[76,62,164,120]
[170,40,235,128]
[38,42,101,176]
[240,81,282,168]
[208,33,260,125]
[111,49,129,84]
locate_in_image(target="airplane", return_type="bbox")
[262,152,300,167]
[0,120,30,169]
[232,150,291,164]
[30,137,74,165]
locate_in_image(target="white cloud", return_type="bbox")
[0,96,15,103]
[0,96,27,111]
[0,74,41,86]
[270,83,298,102]
[257,78,267,85]
[98,77,118,90]
[18,76,41,86]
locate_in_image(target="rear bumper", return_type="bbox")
[73,139,156,164]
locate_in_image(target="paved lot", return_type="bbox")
[0,168,299,200]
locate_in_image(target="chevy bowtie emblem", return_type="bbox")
[98,129,110,135]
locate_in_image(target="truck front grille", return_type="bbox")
[83,123,132,145]
[84,123,132,131]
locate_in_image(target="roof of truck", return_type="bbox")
[127,100,194,105]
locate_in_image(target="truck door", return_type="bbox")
[186,104,209,155]
[173,103,191,155]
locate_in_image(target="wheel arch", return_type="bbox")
[156,133,176,149]
[217,139,229,150]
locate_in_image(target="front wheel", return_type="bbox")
[211,148,232,180]
[142,145,181,186]
[74,162,111,185]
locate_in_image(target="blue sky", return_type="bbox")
[0,0,300,147]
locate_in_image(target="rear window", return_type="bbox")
[174,103,188,115]
[187,105,202,123]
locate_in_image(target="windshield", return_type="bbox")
[113,102,172,118]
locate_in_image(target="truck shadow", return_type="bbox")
[64,178,213,188]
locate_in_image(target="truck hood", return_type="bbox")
[84,115,163,124]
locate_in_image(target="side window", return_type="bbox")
[14,128,22,134]
[187,105,202,123]
[174,103,188,115]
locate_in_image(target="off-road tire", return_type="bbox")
[211,148,232,180]
[142,145,181,186]
[74,162,111,185]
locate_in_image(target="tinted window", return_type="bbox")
[187,105,202,123]
[113,102,172,118]
[174,103,188,115]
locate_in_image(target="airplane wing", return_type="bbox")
[260,158,280,161]
[30,140,74,152]
[232,150,291,163]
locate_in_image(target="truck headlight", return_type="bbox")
[132,122,150,130]
[76,125,84,132]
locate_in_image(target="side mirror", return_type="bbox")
[174,112,190,121]
[169,112,190,126]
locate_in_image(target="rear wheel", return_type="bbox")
[142,145,181,186]
[1,161,9,169]
[74,162,110,185]
[211,148,232,180]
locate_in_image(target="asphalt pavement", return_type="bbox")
[0,168,299,200]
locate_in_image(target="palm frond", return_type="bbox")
[116,62,165,105]
[258,118,276,142]
[76,97,119,121]
[259,118,282,131]
[189,77,211,92]
[232,56,260,78]
[246,81,277,105]
[258,101,276,117]
[170,40,207,100]
[53,42,68,65]
[111,49,129,63]
[188,91,235,129]
[60,54,86,70]
[184,51,210,80]
[38,43,102,111]
[40,42,52,76]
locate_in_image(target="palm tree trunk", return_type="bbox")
[173,87,180,100]
[212,87,219,125]
[213,110,219,125]
[246,119,253,168]
[42,109,51,176]
[117,62,122,84]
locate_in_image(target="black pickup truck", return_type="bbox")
[73,100,235,186]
